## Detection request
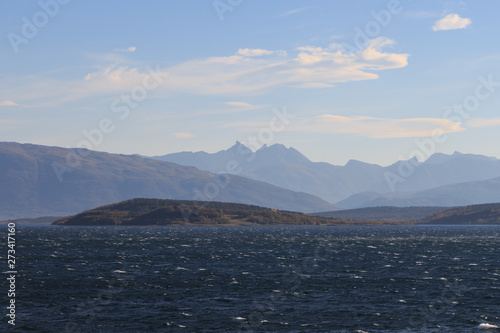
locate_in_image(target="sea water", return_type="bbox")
[6,225,500,332]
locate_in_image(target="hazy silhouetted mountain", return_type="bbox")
[153,142,500,204]
[0,142,335,219]
[336,177,500,208]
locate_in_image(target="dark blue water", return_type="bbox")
[4,225,500,332]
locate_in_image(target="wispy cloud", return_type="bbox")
[225,101,254,107]
[172,132,194,139]
[468,118,500,128]
[2,38,409,105]
[433,14,471,31]
[160,37,408,94]
[114,46,137,53]
[237,48,287,57]
[277,7,309,18]
[299,115,465,138]
[223,114,464,139]
[0,100,19,107]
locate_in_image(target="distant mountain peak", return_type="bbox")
[228,140,250,151]
[423,151,475,165]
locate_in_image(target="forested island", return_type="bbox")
[52,198,403,226]
[51,199,500,226]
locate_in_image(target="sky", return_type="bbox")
[1,0,500,166]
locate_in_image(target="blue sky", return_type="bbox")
[1,0,499,165]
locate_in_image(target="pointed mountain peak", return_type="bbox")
[254,143,311,165]
[408,156,421,165]
[228,141,250,151]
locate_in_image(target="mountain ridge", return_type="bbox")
[0,142,335,219]
[336,176,500,209]
[152,142,500,204]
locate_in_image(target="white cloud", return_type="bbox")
[225,101,254,107]
[433,14,471,31]
[468,118,500,128]
[2,38,409,105]
[294,114,465,138]
[172,132,194,139]
[83,65,141,83]
[0,100,19,106]
[114,46,137,53]
[237,48,287,57]
[162,37,408,95]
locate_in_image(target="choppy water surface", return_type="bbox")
[8,225,500,332]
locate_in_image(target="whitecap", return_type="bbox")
[113,270,127,274]
[479,323,500,330]
[234,317,246,321]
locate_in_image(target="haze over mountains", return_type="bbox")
[154,142,500,208]
[337,176,500,208]
[0,142,334,219]
[2,140,500,220]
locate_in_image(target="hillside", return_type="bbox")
[314,206,449,222]
[0,142,335,219]
[53,198,396,226]
[420,203,500,225]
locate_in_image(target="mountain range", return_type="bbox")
[2,140,500,220]
[0,142,334,219]
[336,177,500,208]
[153,142,500,207]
